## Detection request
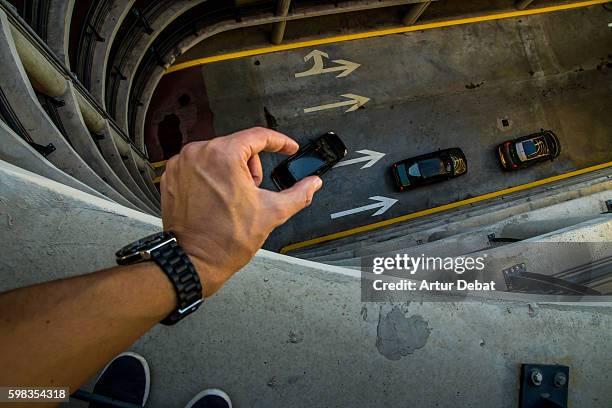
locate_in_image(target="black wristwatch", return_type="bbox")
[115,231,203,325]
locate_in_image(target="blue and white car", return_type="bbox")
[497,130,561,171]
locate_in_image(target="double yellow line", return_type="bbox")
[166,0,610,74]
[280,161,612,254]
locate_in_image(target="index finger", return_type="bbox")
[230,127,299,159]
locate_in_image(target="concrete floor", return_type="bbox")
[198,5,612,251]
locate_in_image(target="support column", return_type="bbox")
[270,0,291,45]
[402,1,431,26]
[516,0,535,10]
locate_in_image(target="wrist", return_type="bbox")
[173,235,238,298]
[186,254,223,298]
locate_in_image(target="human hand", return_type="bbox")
[160,127,322,296]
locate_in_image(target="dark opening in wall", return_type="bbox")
[157,114,183,159]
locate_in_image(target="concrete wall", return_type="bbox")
[1,159,611,407]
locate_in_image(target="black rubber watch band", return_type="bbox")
[150,240,203,325]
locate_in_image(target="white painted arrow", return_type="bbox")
[334,149,386,169]
[304,93,370,113]
[330,196,398,220]
[295,50,360,78]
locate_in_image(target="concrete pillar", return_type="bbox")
[516,0,535,10]
[402,1,431,26]
[270,0,291,45]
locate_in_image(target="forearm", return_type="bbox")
[0,263,175,392]
[0,127,320,398]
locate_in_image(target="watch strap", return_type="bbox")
[149,239,203,325]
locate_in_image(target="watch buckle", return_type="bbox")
[178,298,204,315]
[141,237,177,260]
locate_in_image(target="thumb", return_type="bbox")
[270,176,323,224]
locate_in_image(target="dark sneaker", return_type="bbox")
[89,352,150,407]
[184,389,232,408]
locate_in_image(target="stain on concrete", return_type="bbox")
[267,376,280,387]
[288,329,304,344]
[465,81,485,89]
[376,307,431,361]
[360,305,368,321]
[264,107,278,130]
[528,303,539,318]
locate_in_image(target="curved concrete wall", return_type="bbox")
[46,0,75,68]
[112,0,206,133]
[88,0,136,106]
[1,159,611,407]
[0,10,136,209]
[97,122,160,212]
[0,120,111,201]
[56,80,155,212]
[0,4,161,213]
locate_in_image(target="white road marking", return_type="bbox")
[304,93,370,113]
[333,150,386,169]
[330,196,398,219]
[295,50,360,78]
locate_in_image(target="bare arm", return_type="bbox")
[0,263,175,392]
[0,127,322,392]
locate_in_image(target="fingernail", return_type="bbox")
[313,177,323,191]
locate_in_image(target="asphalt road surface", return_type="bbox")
[198,6,612,251]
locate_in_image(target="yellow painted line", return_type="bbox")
[166,0,609,74]
[280,161,612,254]
[151,160,167,168]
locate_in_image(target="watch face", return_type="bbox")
[116,231,174,264]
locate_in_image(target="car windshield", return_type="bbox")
[417,158,445,178]
[407,163,421,178]
[287,154,326,178]
[286,140,335,179]
[396,164,411,186]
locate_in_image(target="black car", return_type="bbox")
[497,130,560,171]
[391,148,467,192]
[271,132,347,190]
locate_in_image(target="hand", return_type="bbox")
[160,127,322,296]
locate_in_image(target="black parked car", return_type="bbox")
[391,148,467,191]
[497,130,560,171]
[271,132,347,190]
